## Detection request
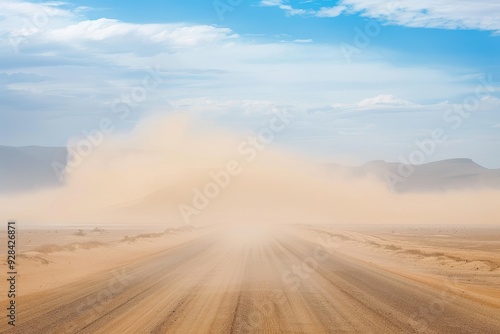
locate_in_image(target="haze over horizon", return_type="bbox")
[1,114,499,227]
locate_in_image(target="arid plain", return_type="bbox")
[1,223,499,333]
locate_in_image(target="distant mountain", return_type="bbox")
[329,158,500,192]
[0,146,67,193]
[1,145,499,194]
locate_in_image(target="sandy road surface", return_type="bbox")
[2,226,500,333]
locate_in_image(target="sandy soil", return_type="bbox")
[0,224,499,333]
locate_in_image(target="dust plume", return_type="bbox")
[1,112,499,226]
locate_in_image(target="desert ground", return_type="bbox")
[1,223,499,333]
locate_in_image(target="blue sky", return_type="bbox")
[1,0,499,166]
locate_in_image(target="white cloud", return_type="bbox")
[316,6,346,18]
[340,0,500,32]
[260,0,500,33]
[48,19,234,45]
[259,1,345,18]
[0,1,482,111]
[260,0,312,16]
[0,1,71,18]
[43,19,236,51]
[0,1,237,56]
[0,1,74,45]
[358,94,415,107]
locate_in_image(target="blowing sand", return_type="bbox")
[0,224,499,333]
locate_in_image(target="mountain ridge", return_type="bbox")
[328,158,500,192]
[1,145,499,194]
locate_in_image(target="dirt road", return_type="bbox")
[3,226,500,333]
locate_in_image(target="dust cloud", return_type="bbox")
[1,112,499,226]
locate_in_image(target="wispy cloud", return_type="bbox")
[259,1,345,18]
[0,1,72,18]
[316,5,347,18]
[357,94,416,107]
[261,0,500,33]
[340,0,500,33]
[42,19,237,54]
[260,0,312,16]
